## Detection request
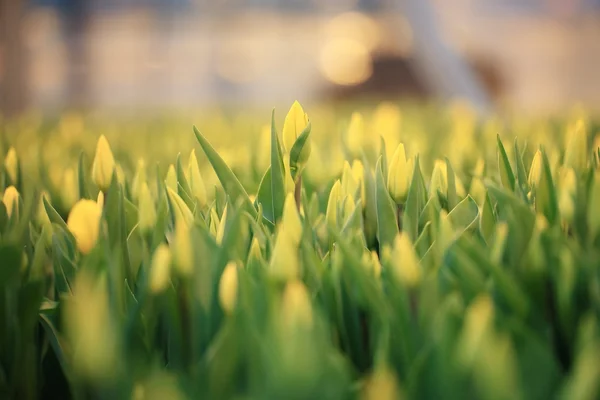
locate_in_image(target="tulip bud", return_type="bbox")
[387,143,409,204]
[351,160,366,206]
[326,180,341,229]
[131,159,146,201]
[208,207,219,237]
[281,193,302,245]
[149,244,171,294]
[138,182,157,234]
[166,187,193,229]
[362,365,402,400]
[528,150,543,188]
[269,226,299,281]
[188,149,207,208]
[564,119,588,172]
[558,167,577,223]
[362,250,382,279]
[282,100,311,168]
[216,204,228,245]
[345,112,367,159]
[91,135,115,192]
[62,168,79,209]
[391,233,421,288]
[342,195,355,220]
[4,147,18,183]
[67,199,102,254]
[219,261,239,315]
[2,185,20,218]
[165,164,178,193]
[248,237,262,263]
[172,220,193,276]
[458,295,494,366]
[37,191,51,227]
[341,161,359,201]
[281,280,313,329]
[429,160,448,198]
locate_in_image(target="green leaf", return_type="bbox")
[497,135,516,191]
[480,191,496,243]
[77,152,91,200]
[193,126,256,218]
[536,149,559,225]
[43,196,69,233]
[289,121,312,180]
[176,153,196,211]
[0,244,21,286]
[403,156,427,241]
[379,136,388,183]
[256,167,274,224]
[514,139,529,192]
[269,110,286,222]
[375,157,399,251]
[447,195,479,232]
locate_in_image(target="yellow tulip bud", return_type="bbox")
[458,295,494,366]
[564,119,588,171]
[2,185,20,218]
[4,147,18,183]
[370,251,382,279]
[280,280,313,329]
[172,220,193,276]
[165,164,178,193]
[326,180,342,229]
[65,271,118,382]
[387,143,409,204]
[166,187,193,229]
[209,208,219,237]
[362,365,402,400]
[269,226,299,281]
[351,160,366,205]
[218,261,239,315]
[281,193,302,245]
[346,112,367,158]
[67,199,102,254]
[97,191,104,210]
[247,237,263,264]
[391,233,421,288]
[528,150,543,188]
[558,167,577,223]
[282,100,311,167]
[62,168,79,209]
[131,159,146,201]
[216,204,228,245]
[37,191,51,227]
[149,244,171,294]
[341,161,359,200]
[188,149,207,208]
[91,135,115,191]
[138,182,157,233]
[429,160,448,198]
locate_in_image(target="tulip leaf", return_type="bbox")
[0,244,20,286]
[77,152,91,200]
[256,166,275,224]
[43,196,69,233]
[176,153,196,211]
[379,136,388,183]
[361,154,378,248]
[480,191,496,243]
[447,195,479,233]
[269,110,286,222]
[193,126,256,218]
[289,121,312,181]
[514,139,529,192]
[536,149,559,225]
[403,156,427,241]
[375,157,399,251]
[497,135,516,191]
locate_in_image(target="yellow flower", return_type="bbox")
[219,261,239,315]
[166,187,193,229]
[131,159,146,201]
[138,182,157,234]
[351,160,366,205]
[387,143,409,204]
[280,280,313,329]
[62,168,79,209]
[188,149,207,208]
[2,185,20,218]
[4,147,18,183]
[172,220,193,276]
[67,199,102,254]
[216,204,228,245]
[391,233,421,288]
[247,237,262,263]
[528,150,543,188]
[458,295,494,366]
[165,164,178,193]
[281,193,303,245]
[563,119,588,171]
[91,135,115,191]
[429,160,448,198]
[345,112,366,158]
[362,365,402,400]
[269,225,300,281]
[326,180,342,229]
[282,100,311,167]
[149,244,171,294]
[558,167,577,223]
[341,161,359,201]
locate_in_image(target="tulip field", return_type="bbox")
[1,101,600,399]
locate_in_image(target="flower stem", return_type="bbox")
[294,176,302,211]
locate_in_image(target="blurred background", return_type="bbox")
[2,0,600,117]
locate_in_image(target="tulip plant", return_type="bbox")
[0,101,600,400]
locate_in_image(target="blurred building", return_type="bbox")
[2,0,600,114]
